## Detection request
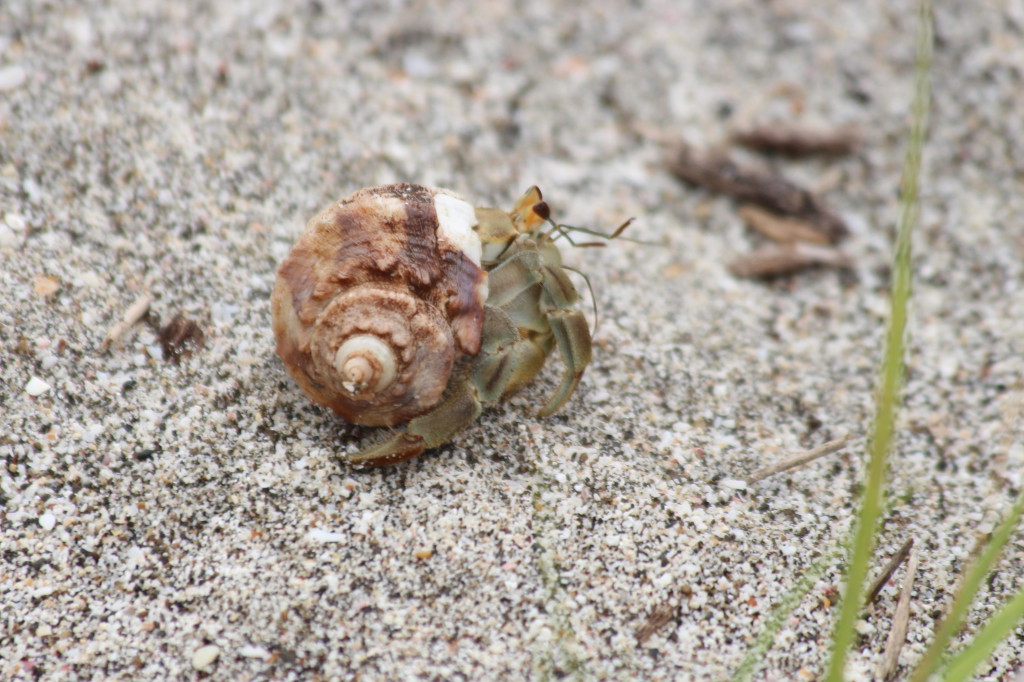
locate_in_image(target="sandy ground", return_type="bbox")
[2,1,1023,679]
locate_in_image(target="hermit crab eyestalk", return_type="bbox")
[509,185,550,233]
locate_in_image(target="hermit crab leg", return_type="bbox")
[536,307,591,417]
[536,263,592,417]
[345,432,425,467]
[470,306,549,404]
[484,250,542,309]
[346,381,484,466]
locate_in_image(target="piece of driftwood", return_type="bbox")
[668,144,848,243]
[728,243,853,279]
[730,122,862,158]
[738,204,833,245]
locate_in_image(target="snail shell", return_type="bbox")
[271,184,488,427]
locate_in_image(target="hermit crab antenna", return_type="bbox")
[549,217,636,333]
[546,217,636,246]
[562,265,602,335]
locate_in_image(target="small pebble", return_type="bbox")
[191,644,220,670]
[238,644,271,659]
[0,65,27,91]
[39,513,57,531]
[0,224,16,247]
[36,624,53,637]
[719,478,748,491]
[34,274,61,298]
[306,529,346,543]
[25,377,51,396]
[4,212,28,231]
[76,271,103,288]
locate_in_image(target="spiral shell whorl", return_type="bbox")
[335,335,396,393]
[303,282,455,425]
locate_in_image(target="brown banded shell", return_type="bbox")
[271,184,489,427]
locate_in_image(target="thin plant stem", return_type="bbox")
[910,488,1024,682]
[939,585,1024,682]
[733,549,841,681]
[824,0,932,678]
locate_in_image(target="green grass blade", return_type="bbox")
[940,585,1024,682]
[910,488,1024,682]
[824,1,933,679]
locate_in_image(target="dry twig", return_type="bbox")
[728,243,853,279]
[98,293,153,352]
[877,547,920,680]
[745,435,851,485]
[865,538,915,607]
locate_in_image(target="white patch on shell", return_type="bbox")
[434,192,482,266]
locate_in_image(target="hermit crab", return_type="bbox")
[271,183,619,466]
